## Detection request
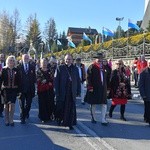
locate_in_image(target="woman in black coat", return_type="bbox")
[0,55,20,126]
[108,60,131,121]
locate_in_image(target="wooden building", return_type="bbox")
[67,27,98,45]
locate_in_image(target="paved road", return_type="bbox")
[0,86,150,150]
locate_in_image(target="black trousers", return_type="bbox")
[19,93,32,120]
[144,101,150,123]
[134,72,138,86]
[0,97,4,114]
[0,103,4,114]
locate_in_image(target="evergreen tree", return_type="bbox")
[0,11,15,53]
[62,31,66,39]
[51,40,58,53]
[44,18,57,52]
[26,14,42,54]
[11,9,21,53]
[114,26,125,39]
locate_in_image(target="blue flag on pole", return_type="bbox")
[102,27,114,37]
[57,40,62,45]
[83,32,92,44]
[128,19,140,31]
[68,40,76,48]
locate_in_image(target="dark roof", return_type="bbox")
[67,27,98,35]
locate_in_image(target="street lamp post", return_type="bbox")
[116,17,124,38]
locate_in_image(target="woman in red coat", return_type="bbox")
[37,58,54,123]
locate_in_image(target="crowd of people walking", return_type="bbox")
[0,52,150,129]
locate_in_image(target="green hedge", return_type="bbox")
[45,32,150,58]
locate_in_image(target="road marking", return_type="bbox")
[74,126,102,150]
[0,134,40,140]
[77,120,116,150]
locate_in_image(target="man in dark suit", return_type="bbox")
[0,53,5,117]
[139,60,150,126]
[18,54,36,124]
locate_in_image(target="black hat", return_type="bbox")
[93,52,103,59]
[76,57,81,61]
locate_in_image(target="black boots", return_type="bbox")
[120,105,126,121]
[109,105,115,118]
[109,104,126,121]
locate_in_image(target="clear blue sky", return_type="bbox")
[0,0,145,34]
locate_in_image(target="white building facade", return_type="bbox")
[141,0,150,31]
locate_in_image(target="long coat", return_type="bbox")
[108,68,131,105]
[85,62,107,104]
[54,64,81,103]
[139,67,150,101]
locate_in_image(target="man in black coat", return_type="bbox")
[85,53,108,125]
[18,54,36,124]
[54,54,81,130]
[139,60,150,126]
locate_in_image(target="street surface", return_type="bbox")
[0,86,150,150]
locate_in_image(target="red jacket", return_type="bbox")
[140,60,147,73]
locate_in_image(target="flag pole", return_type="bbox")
[143,31,145,55]
[102,27,104,43]
[102,27,104,50]
[127,21,129,58]
[112,37,114,59]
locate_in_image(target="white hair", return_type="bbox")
[5,55,16,68]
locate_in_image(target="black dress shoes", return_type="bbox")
[101,122,108,126]
[21,119,26,124]
[69,126,74,130]
[91,119,97,124]
[120,116,127,121]
[144,118,148,123]
[109,112,112,118]
[10,122,14,126]
[5,123,9,126]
